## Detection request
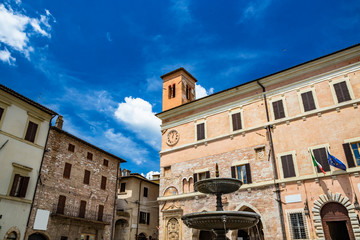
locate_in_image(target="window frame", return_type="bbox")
[343,137,360,168]
[139,211,147,224]
[229,108,244,132]
[23,117,41,144]
[0,99,10,130]
[68,143,75,152]
[286,209,309,240]
[269,96,288,121]
[143,187,148,197]
[84,170,90,185]
[63,162,72,179]
[7,163,32,198]
[308,144,331,174]
[87,152,93,160]
[194,118,207,141]
[120,182,126,192]
[297,87,319,113]
[329,77,355,104]
[277,151,299,179]
[103,159,109,167]
[101,176,107,190]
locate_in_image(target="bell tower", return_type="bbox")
[161,67,197,111]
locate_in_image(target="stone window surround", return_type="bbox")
[23,113,42,144]
[285,208,309,240]
[296,86,320,113]
[277,151,299,180]
[194,118,207,142]
[7,163,32,196]
[0,98,10,130]
[329,76,355,104]
[308,143,340,175]
[228,107,245,133]
[269,95,289,121]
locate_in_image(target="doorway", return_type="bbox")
[321,202,355,240]
[237,230,249,240]
[199,230,215,240]
[28,234,47,240]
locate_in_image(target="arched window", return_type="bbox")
[6,232,17,240]
[188,177,194,192]
[182,179,188,194]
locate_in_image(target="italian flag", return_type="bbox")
[311,151,326,174]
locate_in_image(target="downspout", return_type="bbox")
[135,180,142,240]
[256,81,287,240]
[25,114,57,233]
[111,162,120,240]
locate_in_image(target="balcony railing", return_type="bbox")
[51,204,112,223]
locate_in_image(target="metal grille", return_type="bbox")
[289,212,307,239]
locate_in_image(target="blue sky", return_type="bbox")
[0,0,359,177]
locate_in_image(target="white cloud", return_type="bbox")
[239,0,272,22]
[195,84,214,99]
[106,32,112,42]
[114,97,161,150]
[145,171,160,180]
[0,47,15,65]
[0,4,53,61]
[170,0,192,27]
[145,75,162,92]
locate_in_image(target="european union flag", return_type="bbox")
[327,151,347,171]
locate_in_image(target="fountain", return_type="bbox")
[181,164,260,240]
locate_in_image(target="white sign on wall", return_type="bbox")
[33,209,50,230]
[285,194,302,203]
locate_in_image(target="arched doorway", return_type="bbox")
[28,233,47,240]
[199,230,215,240]
[114,219,129,240]
[236,207,264,240]
[321,202,355,240]
[138,233,147,240]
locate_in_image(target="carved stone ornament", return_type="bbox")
[166,129,180,146]
[167,218,180,240]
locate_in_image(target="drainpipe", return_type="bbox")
[257,81,287,240]
[25,114,57,235]
[111,162,120,240]
[135,180,142,240]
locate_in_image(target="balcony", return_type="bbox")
[51,204,112,225]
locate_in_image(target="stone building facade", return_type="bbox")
[25,123,125,240]
[114,170,159,240]
[156,44,360,239]
[0,84,56,240]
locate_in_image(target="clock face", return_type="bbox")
[166,129,180,146]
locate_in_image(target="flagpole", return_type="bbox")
[309,150,319,179]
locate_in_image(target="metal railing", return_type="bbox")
[51,204,112,223]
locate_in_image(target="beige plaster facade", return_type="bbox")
[115,170,159,240]
[0,84,56,240]
[156,44,360,239]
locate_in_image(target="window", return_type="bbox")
[186,85,190,100]
[139,212,150,225]
[333,81,351,103]
[272,100,286,120]
[0,107,4,121]
[120,182,126,192]
[68,144,75,152]
[103,159,109,167]
[79,200,86,218]
[63,163,72,179]
[57,195,66,214]
[193,171,210,188]
[300,91,316,112]
[168,84,176,99]
[87,152,93,160]
[144,187,148,197]
[84,170,90,185]
[343,142,360,168]
[9,174,29,197]
[101,176,107,190]
[196,123,205,140]
[231,112,242,131]
[231,164,252,184]
[24,121,38,142]
[312,147,330,173]
[98,205,104,221]
[281,155,296,178]
[6,232,17,240]
[289,212,307,239]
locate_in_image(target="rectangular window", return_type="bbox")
[232,112,242,131]
[139,211,147,224]
[98,205,104,221]
[79,200,86,218]
[281,155,296,178]
[63,163,72,179]
[289,213,307,239]
[334,81,351,103]
[343,142,360,168]
[313,147,330,173]
[0,107,4,121]
[68,144,75,152]
[186,85,190,100]
[10,174,30,197]
[87,152,93,160]
[57,195,66,214]
[272,100,286,120]
[172,84,176,98]
[144,187,148,197]
[196,123,205,140]
[24,121,38,142]
[120,182,126,192]
[231,164,252,184]
[103,159,109,167]
[84,170,90,185]
[301,91,316,112]
[147,213,150,225]
[101,176,107,190]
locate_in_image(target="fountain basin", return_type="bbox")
[181,211,260,230]
[195,178,242,194]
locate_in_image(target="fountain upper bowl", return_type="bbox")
[195,178,242,194]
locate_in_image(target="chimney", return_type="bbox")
[161,67,197,111]
[55,115,63,129]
